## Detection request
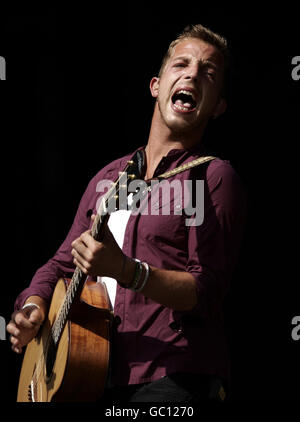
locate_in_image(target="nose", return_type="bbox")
[184,64,201,83]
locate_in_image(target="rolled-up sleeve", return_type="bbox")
[185,161,247,321]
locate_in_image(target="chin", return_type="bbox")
[166,115,201,134]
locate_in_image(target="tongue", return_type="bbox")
[175,99,183,105]
[175,99,192,108]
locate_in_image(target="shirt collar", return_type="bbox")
[163,142,207,158]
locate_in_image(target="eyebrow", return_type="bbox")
[172,56,189,62]
[172,56,219,70]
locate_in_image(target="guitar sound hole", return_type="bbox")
[46,338,57,378]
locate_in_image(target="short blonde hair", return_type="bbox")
[158,24,229,78]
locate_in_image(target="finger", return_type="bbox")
[73,257,89,275]
[80,231,97,250]
[72,230,92,247]
[71,243,88,261]
[10,334,26,352]
[7,325,20,339]
[11,343,23,353]
[10,334,19,346]
[72,237,94,261]
[8,322,27,348]
[12,344,22,354]
[6,321,17,335]
[72,247,92,269]
[28,308,44,326]
[14,311,37,329]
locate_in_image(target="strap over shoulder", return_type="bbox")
[157,156,216,180]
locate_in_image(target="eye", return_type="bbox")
[173,62,186,68]
[205,71,216,80]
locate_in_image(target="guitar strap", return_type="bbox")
[131,147,216,181]
[156,155,216,180]
[129,147,216,183]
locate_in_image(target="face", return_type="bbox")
[150,38,226,135]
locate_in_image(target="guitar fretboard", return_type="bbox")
[49,153,143,345]
[51,213,106,345]
[51,267,85,345]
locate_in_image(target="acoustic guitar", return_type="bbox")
[16,151,144,402]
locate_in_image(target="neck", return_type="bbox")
[144,103,205,179]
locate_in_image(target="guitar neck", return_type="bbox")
[51,212,108,345]
[50,149,144,345]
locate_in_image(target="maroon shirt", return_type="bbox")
[15,145,246,385]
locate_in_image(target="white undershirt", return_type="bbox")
[97,194,133,309]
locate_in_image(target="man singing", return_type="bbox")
[7,24,246,402]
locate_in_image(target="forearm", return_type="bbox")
[120,258,198,311]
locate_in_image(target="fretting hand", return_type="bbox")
[71,214,124,280]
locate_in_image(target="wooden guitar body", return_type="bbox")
[17,278,112,402]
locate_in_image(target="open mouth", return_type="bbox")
[171,89,197,113]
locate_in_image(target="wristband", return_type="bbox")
[118,258,142,289]
[135,262,150,292]
[22,302,40,310]
[129,259,143,291]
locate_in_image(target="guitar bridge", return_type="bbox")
[27,365,38,402]
[30,380,35,402]
[27,379,36,402]
[27,384,32,402]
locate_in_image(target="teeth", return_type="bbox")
[176,89,195,100]
[173,103,192,111]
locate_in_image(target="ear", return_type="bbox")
[212,97,227,119]
[150,77,160,98]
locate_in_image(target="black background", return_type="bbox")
[0,3,299,404]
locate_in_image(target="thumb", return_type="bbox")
[27,307,44,326]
